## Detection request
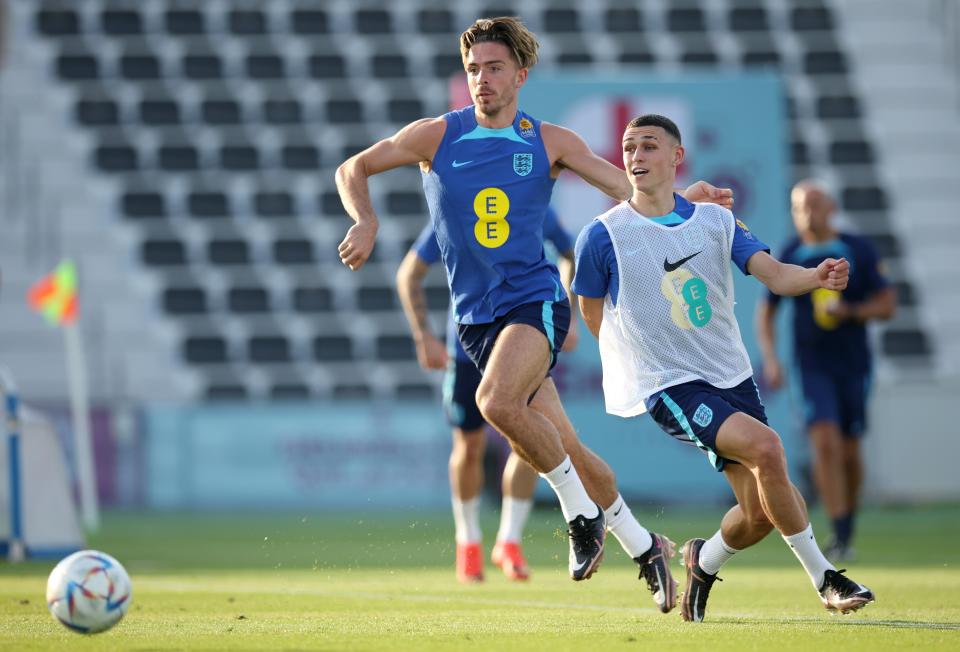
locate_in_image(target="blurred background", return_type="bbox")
[0,0,958,552]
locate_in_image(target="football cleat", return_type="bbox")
[491,541,530,581]
[819,569,874,614]
[567,505,605,581]
[680,538,722,622]
[633,532,678,613]
[456,542,484,583]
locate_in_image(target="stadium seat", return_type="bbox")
[165,10,205,35]
[371,54,409,79]
[219,144,260,171]
[667,9,706,33]
[388,99,425,123]
[729,8,769,32]
[543,9,580,34]
[804,51,848,75]
[256,191,296,218]
[270,382,310,400]
[76,98,120,126]
[139,97,181,126]
[142,239,186,266]
[791,141,810,166]
[189,191,231,219]
[184,336,229,363]
[264,99,303,125]
[183,53,223,80]
[273,239,314,264]
[333,382,372,400]
[208,239,250,265]
[327,99,364,124]
[246,53,286,80]
[37,9,80,36]
[101,9,142,36]
[291,9,329,35]
[882,329,931,357]
[120,52,162,80]
[817,95,861,119]
[357,287,397,311]
[791,7,834,32]
[376,335,416,361]
[396,382,436,399]
[249,335,291,362]
[158,145,200,171]
[355,10,391,35]
[314,335,354,362]
[123,191,166,219]
[387,191,425,216]
[163,287,208,315]
[229,286,270,313]
[293,286,333,313]
[433,54,464,78]
[604,8,644,33]
[417,10,454,34]
[57,53,100,80]
[842,186,888,212]
[830,141,874,165]
[308,53,347,79]
[229,10,267,35]
[205,383,247,400]
[95,144,139,172]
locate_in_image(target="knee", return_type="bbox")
[451,431,485,466]
[751,429,788,477]
[476,386,515,431]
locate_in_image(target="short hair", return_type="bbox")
[625,114,682,144]
[460,17,540,69]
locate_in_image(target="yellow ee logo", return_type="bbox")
[811,288,841,330]
[473,187,510,248]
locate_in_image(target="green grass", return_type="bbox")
[2,505,960,651]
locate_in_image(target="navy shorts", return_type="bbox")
[798,364,870,438]
[442,358,485,431]
[647,377,769,471]
[457,300,571,373]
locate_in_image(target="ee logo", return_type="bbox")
[661,269,712,329]
[473,188,510,248]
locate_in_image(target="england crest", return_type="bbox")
[513,153,533,176]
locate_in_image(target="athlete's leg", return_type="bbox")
[449,426,486,583]
[719,463,775,550]
[809,420,848,520]
[501,451,538,499]
[492,451,537,580]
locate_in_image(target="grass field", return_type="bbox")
[2,504,959,651]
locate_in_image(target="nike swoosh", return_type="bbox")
[613,504,623,516]
[563,464,572,474]
[571,557,590,572]
[664,250,702,272]
[451,160,473,168]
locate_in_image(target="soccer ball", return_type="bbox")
[46,550,132,634]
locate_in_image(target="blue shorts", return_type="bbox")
[646,377,769,471]
[798,364,870,438]
[442,358,485,431]
[457,300,571,373]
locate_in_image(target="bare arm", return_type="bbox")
[335,118,445,270]
[747,251,849,296]
[542,123,632,200]
[395,251,448,370]
[755,298,785,389]
[578,295,605,340]
[557,250,580,350]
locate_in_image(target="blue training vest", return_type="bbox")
[421,106,564,325]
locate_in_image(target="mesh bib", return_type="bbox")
[597,202,753,416]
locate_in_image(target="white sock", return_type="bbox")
[452,496,482,544]
[699,530,740,575]
[783,523,835,589]
[496,496,533,543]
[603,494,653,558]
[539,456,599,522]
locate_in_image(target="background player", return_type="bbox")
[396,206,580,583]
[757,180,896,561]
[574,114,875,621]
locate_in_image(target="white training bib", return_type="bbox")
[597,201,753,416]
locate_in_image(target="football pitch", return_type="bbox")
[2,505,959,651]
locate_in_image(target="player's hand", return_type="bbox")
[338,222,378,271]
[682,180,734,210]
[825,299,854,322]
[817,257,849,291]
[763,358,785,391]
[416,334,449,370]
[561,321,579,352]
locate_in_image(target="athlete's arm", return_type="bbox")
[748,251,849,296]
[680,181,735,210]
[541,123,632,200]
[756,298,784,389]
[557,249,580,351]
[579,296,604,339]
[335,118,446,270]
[396,251,448,370]
[827,286,897,324]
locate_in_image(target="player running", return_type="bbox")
[574,114,875,621]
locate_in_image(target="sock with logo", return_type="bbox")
[604,494,653,558]
[540,456,599,522]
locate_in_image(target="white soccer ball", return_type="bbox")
[46,550,132,634]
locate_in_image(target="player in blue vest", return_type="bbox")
[396,207,578,583]
[757,180,896,561]
[336,16,731,609]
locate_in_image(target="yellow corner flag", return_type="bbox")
[27,260,78,325]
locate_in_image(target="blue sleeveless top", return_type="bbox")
[421,106,563,324]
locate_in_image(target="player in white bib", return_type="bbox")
[573,114,875,621]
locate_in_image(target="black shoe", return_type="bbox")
[634,532,678,613]
[567,505,605,581]
[680,538,722,622]
[819,568,874,614]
